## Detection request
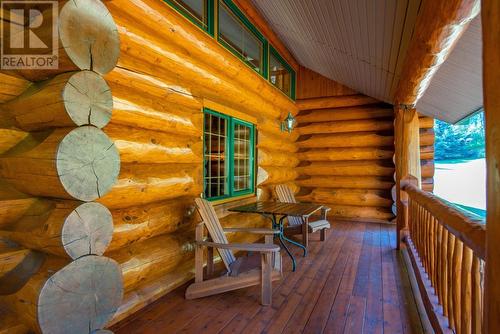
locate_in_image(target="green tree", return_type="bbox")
[434,111,485,161]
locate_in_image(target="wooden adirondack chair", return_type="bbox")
[186,198,282,305]
[275,184,331,246]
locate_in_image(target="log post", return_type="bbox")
[395,105,421,249]
[483,0,500,332]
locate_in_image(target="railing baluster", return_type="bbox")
[442,227,449,317]
[432,217,439,290]
[447,233,456,329]
[471,256,482,334]
[461,246,473,334]
[452,237,463,334]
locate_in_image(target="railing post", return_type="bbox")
[483,0,500,332]
[394,105,421,249]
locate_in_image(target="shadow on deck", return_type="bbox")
[112,221,426,334]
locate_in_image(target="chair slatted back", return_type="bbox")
[195,198,236,270]
[275,185,303,226]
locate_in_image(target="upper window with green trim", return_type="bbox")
[269,46,296,99]
[203,108,255,200]
[165,0,214,34]
[217,0,267,76]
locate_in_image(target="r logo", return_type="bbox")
[1,1,58,69]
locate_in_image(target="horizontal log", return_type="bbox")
[402,178,485,259]
[297,95,379,110]
[420,128,435,146]
[2,71,112,131]
[99,163,202,209]
[421,146,435,160]
[297,148,394,161]
[256,115,299,142]
[298,188,393,207]
[298,119,393,135]
[0,127,120,201]
[0,72,31,103]
[422,183,434,192]
[297,132,394,149]
[13,0,120,81]
[106,67,203,112]
[0,129,29,155]
[1,255,123,334]
[0,201,113,259]
[110,261,194,325]
[108,198,197,252]
[258,132,297,153]
[109,232,193,293]
[297,176,394,190]
[324,205,394,221]
[258,148,300,167]
[0,181,50,230]
[422,160,435,178]
[106,0,292,120]
[297,107,393,123]
[0,240,32,279]
[297,161,395,177]
[104,124,203,164]
[0,308,30,334]
[257,166,298,186]
[419,116,435,129]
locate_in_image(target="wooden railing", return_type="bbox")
[400,175,486,334]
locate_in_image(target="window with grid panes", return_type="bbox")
[203,109,255,200]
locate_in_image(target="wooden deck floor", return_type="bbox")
[112,221,425,334]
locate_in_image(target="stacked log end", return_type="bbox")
[0,0,124,333]
[295,92,396,223]
[419,116,435,193]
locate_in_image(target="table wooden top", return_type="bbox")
[229,201,323,217]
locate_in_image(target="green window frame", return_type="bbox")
[269,45,296,100]
[217,0,268,78]
[203,108,255,201]
[163,0,297,100]
[164,0,215,35]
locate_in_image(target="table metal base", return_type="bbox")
[264,214,307,272]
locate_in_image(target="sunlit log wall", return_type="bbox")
[295,67,396,223]
[0,0,298,331]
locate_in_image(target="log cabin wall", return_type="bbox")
[295,67,397,223]
[420,115,436,193]
[0,0,298,331]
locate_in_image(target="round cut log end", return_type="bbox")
[56,126,120,202]
[59,0,120,75]
[62,202,113,259]
[63,71,113,128]
[38,256,123,334]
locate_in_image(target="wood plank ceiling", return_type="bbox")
[251,0,423,104]
[252,0,482,124]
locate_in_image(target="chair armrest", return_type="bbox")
[197,241,280,253]
[321,206,331,220]
[223,228,280,235]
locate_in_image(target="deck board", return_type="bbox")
[112,221,424,334]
